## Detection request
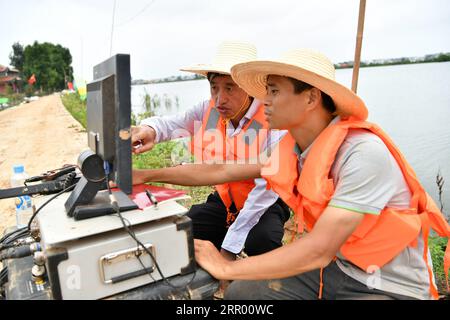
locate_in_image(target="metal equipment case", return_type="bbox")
[36,193,196,300]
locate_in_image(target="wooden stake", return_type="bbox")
[351,0,367,93]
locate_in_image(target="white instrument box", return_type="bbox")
[36,192,195,300]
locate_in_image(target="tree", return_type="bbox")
[435,53,450,62]
[22,41,74,92]
[9,42,24,71]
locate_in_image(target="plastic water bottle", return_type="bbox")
[10,164,34,228]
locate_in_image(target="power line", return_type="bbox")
[115,0,156,28]
[110,0,117,56]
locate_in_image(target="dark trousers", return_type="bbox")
[224,261,418,300]
[187,192,290,256]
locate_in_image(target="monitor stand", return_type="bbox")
[73,189,138,220]
[65,176,138,220]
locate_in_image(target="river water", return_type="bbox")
[131,62,450,214]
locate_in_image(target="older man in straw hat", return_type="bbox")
[131,41,290,267]
[140,48,450,300]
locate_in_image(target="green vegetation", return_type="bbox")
[132,73,205,86]
[9,41,73,93]
[131,90,180,126]
[9,42,24,71]
[0,92,25,110]
[61,92,87,129]
[335,52,450,69]
[434,53,450,62]
[433,171,449,297]
[131,89,157,125]
[429,235,448,296]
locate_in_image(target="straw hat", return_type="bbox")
[231,49,368,120]
[180,41,257,76]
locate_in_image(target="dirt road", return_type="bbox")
[0,94,87,234]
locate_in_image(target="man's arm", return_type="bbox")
[221,130,289,254]
[221,178,279,254]
[133,162,262,187]
[195,206,365,280]
[134,100,208,154]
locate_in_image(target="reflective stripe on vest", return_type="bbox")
[205,107,221,131]
[193,99,269,212]
[242,120,263,145]
[262,118,450,299]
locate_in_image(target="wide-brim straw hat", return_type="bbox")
[231,49,368,120]
[180,41,257,77]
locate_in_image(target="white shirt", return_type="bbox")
[141,99,287,254]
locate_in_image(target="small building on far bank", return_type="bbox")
[0,65,21,94]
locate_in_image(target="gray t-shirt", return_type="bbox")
[297,125,434,300]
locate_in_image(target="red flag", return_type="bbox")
[28,74,36,85]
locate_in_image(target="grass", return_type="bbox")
[429,235,448,296]
[61,92,87,128]
[0,92,26,110]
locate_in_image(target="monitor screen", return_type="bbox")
[86,54,132,194]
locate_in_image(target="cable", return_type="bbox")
[115,0,156,28]
[115,208,196,294]
[27,184,76,232]
[0,266,7,287]
[0,227,28,244]
[0,228,29,255]
[111,212,156,283]
[24,164,77,186]
[0,245,33,261]
[104,163,197,292]
[1,183,76,250]
[0,243,16,252]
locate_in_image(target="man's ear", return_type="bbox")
[307,88,321,110]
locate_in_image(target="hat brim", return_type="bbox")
[231,60,368,120]
[180,64,230,77]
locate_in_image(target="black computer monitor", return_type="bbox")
[86,54,132,192]
[64,54,137,220]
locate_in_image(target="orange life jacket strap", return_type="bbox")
[318,267,324,299]
[220,187,238,227]
[226,207,238,227]
[295,203,305,234]
[289,228,297,243]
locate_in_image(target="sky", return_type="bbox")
[1,0,449,81]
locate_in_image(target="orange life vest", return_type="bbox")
[261,117,450,299]
[192,99,269,225]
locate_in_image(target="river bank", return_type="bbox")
[0,94,87,234]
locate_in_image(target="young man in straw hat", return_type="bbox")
[136,49,450,300]
[131,41,290,266]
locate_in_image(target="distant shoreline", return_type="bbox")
[132,55,450,85]
[335,58,450,70]
[132,77,205,86]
